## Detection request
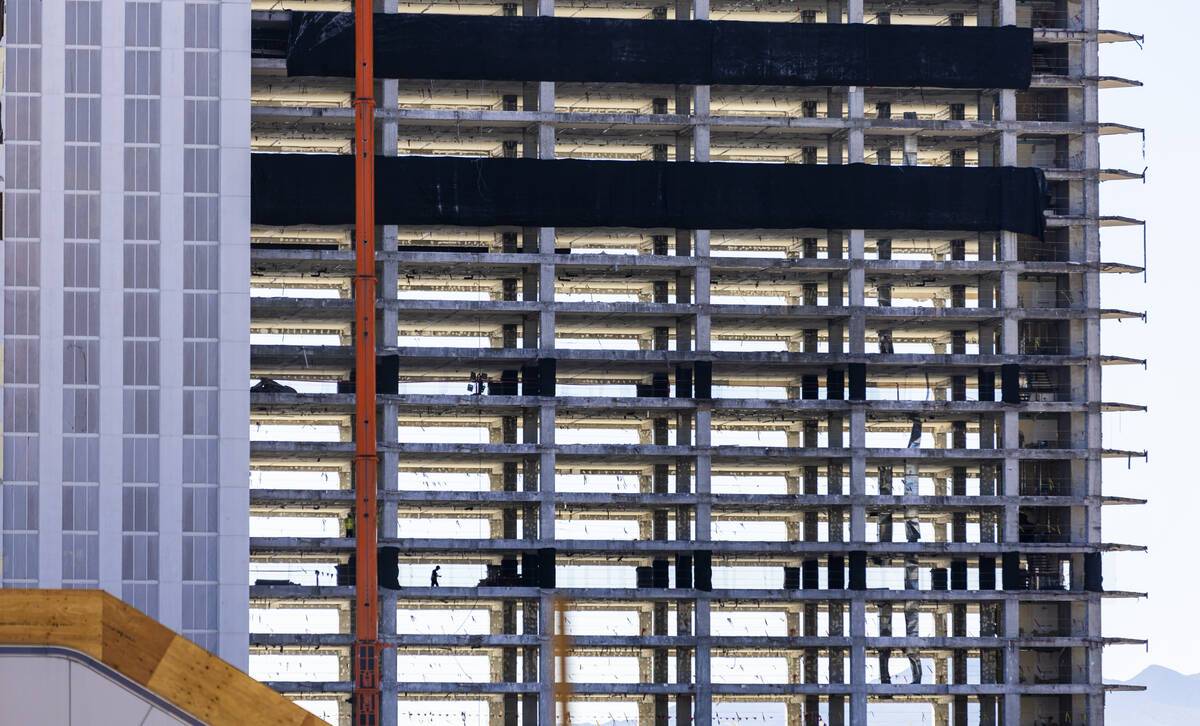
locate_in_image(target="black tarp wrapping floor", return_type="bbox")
[251,154,1047,237]
[286,13,1032,89]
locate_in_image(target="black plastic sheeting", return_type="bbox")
[693,550,712,592]
[286,12,1033,90]
[251,154,1047,237]
[848,551,867,590]
[979,555,997,590]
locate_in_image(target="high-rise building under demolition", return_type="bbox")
[5,0,1146,724]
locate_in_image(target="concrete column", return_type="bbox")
[998,0,1015,26]
[696,417,712,544]
[849,409,866,542]
[1087,597,1103,725]
[902,133,918,167]
[695,596,712,724]
[997,39,1019,403]
[849,594,867,726]
[540,404,556,541]
[539,592,555,726]
[692,4,712,457]
[538,256,555,351]
[378,397,399,719]
[825,85,845,169]
[997,7,1017,383]
[1081,4,1105,719]
[695,259,711,352]
[847,88,864,164]
[846,0,862,23]
[531,0,557,611]
[637,608,654,725]
[999,229,1018,359]
[826,0,843,23]
[1003,412,1020,543]
[368,5,401,714]
[1004,600,1021,726]
[849,234,866,364]
[694,218,710,565]
[935,609,949,725]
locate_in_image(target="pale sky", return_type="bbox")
[1096,0,1197,681]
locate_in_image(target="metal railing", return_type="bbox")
[1017,291,1083,309]
[1031,54,1071,76]
[1020,482,1074,497]
[1021,438,1077,450]
[866,107,980,122]
[1020,148,1083,170]
[1019,336,1073,355]
[1019,524,1071,544]
[1016,100,1071,123]
[1029,9,1081,30]
[1018,240,1071,262]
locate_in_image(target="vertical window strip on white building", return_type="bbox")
[181,0,221,650]
[121,0,163,616]
[62,0,103,588]
[2,0,43,587]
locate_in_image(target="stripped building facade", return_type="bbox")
[2,0,1146,724]
[246,1,1145,724]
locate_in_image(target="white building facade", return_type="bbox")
[2,0,250,667]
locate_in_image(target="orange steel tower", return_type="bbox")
[352,0,380,722]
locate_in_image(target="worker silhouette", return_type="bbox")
[430,566,441,587]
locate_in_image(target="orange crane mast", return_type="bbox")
[352,0,380,722]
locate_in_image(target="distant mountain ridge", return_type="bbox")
[1107,665,1200,725]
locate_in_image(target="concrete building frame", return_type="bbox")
[243,1,1146,725]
